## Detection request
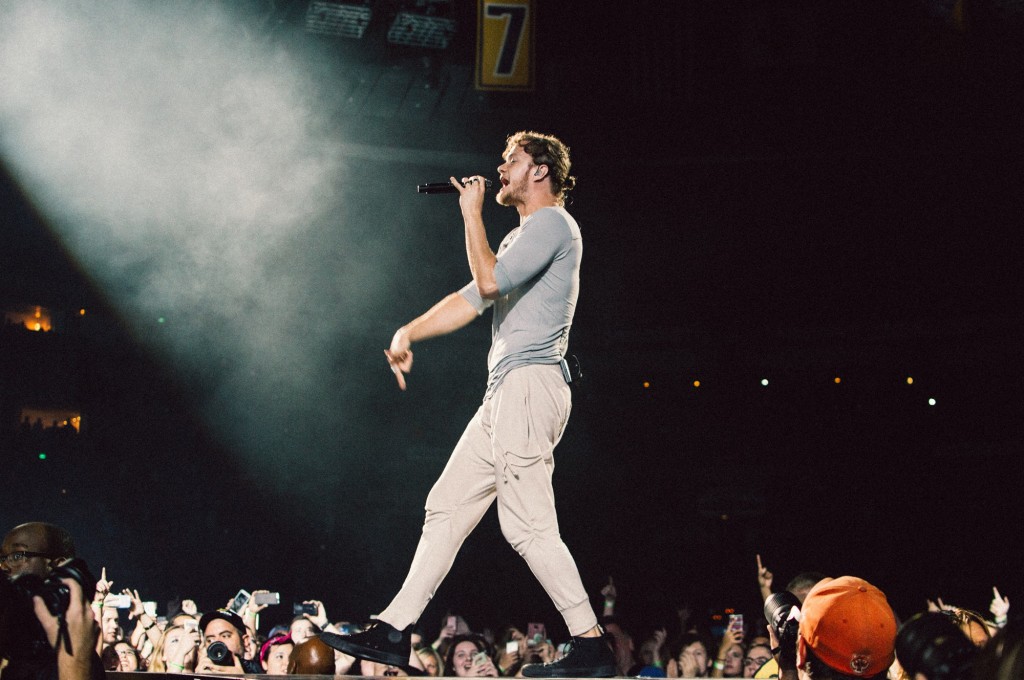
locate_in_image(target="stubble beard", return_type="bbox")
[496,183,522,208]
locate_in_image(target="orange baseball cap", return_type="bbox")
[797,576,897,677]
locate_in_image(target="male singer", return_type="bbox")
[321,131,613,677]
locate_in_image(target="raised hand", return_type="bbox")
[652,627,667,651]
[452,175,488,217]
[126,588,145,620]
[601,577,617,602]
[991,586,1010,625]
[302,600,330,629]
[757,554,773,600]
[94,567,113,602]
[248,589,272,614]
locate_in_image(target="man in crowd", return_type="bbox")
[1,521,103,680]
[772,576,897,680]
[1,522,76,578]
[195,608,263,674]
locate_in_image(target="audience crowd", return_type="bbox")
[2,522,1022,679]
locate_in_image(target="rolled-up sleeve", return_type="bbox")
[458,280,493,314]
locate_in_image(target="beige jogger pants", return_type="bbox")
[377,364,599,636]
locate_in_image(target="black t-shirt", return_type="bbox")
[241,656,263,674]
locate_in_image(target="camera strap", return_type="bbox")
[56,612,73,655]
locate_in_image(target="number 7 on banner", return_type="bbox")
[476,0,534,91]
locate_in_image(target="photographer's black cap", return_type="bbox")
[199,608,247,637]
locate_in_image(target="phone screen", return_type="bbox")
[728,613,744,634]
[506,641,518,655]
[254,592,281,606]
[105,594,132,609]
[228,589,251,614]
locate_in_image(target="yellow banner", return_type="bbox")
[476,0,534,91]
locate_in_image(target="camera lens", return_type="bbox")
[764,591,801,633]
[207,641,233,666]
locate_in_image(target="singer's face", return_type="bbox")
[496,144,532,207]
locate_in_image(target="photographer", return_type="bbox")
[2,522,103,680]
[1,523,76,579]
[768,576,896,680]
[194,609,262,674]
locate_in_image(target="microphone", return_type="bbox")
[417,179,493,194]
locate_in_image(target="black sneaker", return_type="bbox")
[319,621,413,668]
[521,634,616,678]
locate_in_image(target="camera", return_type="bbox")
[0,558,97,668]
[207,641,235,666]
[764,591,801,664]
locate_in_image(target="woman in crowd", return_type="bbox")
[415,645,444,677]
[147,624,199,673]
[741,642,773,678]
[711,627,744,678]
[443,633,500,677]
[260,633,294,675]
[101,640,143,672]
[149,623,199,673]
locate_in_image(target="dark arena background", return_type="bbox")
[2,0,1024,648]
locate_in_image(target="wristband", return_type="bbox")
[713,660,725,670]
[168,662,185,671]
[144,621,156,631]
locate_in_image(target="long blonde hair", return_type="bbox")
[148,625,195,673]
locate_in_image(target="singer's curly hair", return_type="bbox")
[505,131,576,205]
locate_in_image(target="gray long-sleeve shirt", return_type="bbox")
[459,206,582,398]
